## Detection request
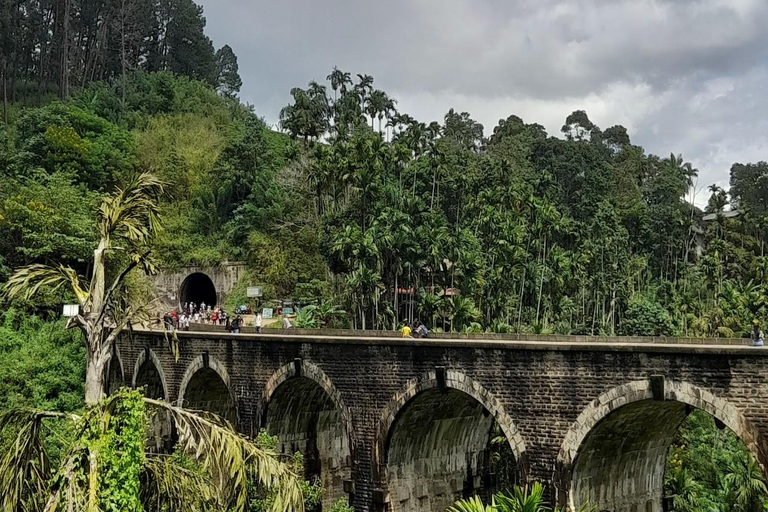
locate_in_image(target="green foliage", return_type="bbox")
[0,309,84,413]
[12,103,137,189]
[620,295,676,336]
[82,389,145,512]
[294,307,320,328]
[328,497,354,512]
[0,172,100,282]
[0,309,84,468]
[0,393,305,512]
[449,482,595,512]
[665,410,768,511]
[249,429,322,512]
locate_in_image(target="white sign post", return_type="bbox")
[62,304,80,317]
[246,286,263,298]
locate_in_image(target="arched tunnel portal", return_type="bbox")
[179,272,217,309]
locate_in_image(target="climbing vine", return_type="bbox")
[81,388,146,512]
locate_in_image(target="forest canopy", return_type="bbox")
[0,2,767,338]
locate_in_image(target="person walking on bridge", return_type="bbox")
[752,319,764,347]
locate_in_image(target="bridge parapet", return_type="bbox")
[180,323,755,346]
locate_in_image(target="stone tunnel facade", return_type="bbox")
[114,331,768,512]
[152,261,248,309]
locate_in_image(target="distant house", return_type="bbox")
[702,209,740,222]
[691,209,741,258]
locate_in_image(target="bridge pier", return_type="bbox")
[116,330,768,512]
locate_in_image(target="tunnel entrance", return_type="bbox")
[264,377,352,511]
[385,388,518,512]
[179,272,217,309]
[562,382,768,512]
[182,367,236,424]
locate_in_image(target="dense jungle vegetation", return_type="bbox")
[1,1,768,511]
[3,4,768,337]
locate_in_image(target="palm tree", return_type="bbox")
[326,66,351,102]
[665,466,703,512]
[447,295,479,331]
[354,73,374,112]
[4,172,165,405]
[0,390,304,512]
[314,300,347,327]
[449,483,595,512]
[722,451,768,512]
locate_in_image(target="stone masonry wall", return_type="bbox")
[116,331,768,512]
[153,262,248,308]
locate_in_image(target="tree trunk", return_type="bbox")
[60,0,71,99]
[2,61,6,125]
[121,0,127,110]
[85,345,110,404]
[394,273,399,330]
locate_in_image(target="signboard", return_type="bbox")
[262,308,273,319]
[283,307,294,315]
[62,304,79,317]
[247,286,263,298]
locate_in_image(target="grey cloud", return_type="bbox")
[198,0,768,191]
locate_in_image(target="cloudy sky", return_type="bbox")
[198,0,768,203]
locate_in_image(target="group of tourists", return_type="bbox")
[161,301,245,333]
[401,320,428,338]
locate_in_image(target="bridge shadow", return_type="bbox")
[104,349,125,396]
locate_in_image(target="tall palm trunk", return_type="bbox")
[535,234,547,325]
[2,60,7,125]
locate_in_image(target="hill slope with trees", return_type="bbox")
[1,2,768,511]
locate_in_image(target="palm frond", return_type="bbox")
[99,172,164,246]
[448,495,496,512]
[0,410,73,512]
[495,483,549,512]
[145,399,304,512]
[141,454,219,512]
[3,264,88,305]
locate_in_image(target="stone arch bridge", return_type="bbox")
[113,330,768,512]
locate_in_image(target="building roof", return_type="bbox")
[702,209,740,222]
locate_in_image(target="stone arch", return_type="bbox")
[177,354,237,424]
[556,379,768,512]
[104,346,126,395]
[261,361,354,510]
[132,349,169,400]
[179,272,217,309]
[132,349,173,452]
[377,370,527,512]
